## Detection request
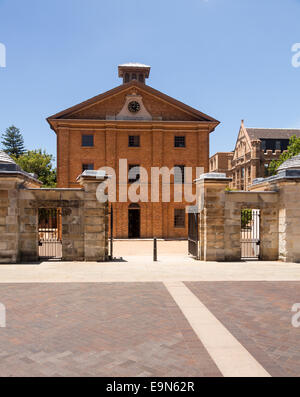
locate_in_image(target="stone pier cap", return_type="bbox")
[76,170,111,183]
[194,172,232,183]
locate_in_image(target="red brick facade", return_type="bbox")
[48,66,219,238]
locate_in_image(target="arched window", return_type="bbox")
[124,73,130,83]
[129,203,140,210]
[131,73,137,80]
[139,74,144,83]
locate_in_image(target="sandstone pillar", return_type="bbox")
[0,176,20,263]
[195,173,231,261]
[78,170,109,261]
[277,180,300,262]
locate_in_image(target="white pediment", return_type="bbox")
[112,93,153,121]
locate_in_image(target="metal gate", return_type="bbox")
[188,209,199,259]
[240,209,260,260]
[109,205,113,260]
[38,208,62,260]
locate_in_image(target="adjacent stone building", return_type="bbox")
[47,63,220,239]
[209,120,300,190]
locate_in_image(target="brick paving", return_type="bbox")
[0,283,221,377]
[113,240,188,257]
[186,281,300,377]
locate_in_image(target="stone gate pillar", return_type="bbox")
[195,173,231,261]
[0,176,20,263]
[77,170,109,262]
[276,179,300,262]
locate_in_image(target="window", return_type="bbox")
[174,136,185,148]
[275,140,281,150]
[174,209,185,228]
[82,163,94,172]
[138,74,144,83]
[128,135,140,147]
[82,135,94,147]
[174,165,185,184]
[125,73,130,83]
[128,164,140,183]
[260,139,289,152]
[132,73,137,80]
[264,163,269,177]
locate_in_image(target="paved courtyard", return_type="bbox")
[0,241,300,377]
[0,283,220,377]
[186,281,300,377]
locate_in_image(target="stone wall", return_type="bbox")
[0,172,108,264]
[195,174,279,262]
[271,180,300,263]
[224,191,279,261]
[0,177,21,263]
[196,172,300,263]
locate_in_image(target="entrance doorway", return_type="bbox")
[128,204,140,238]
[38,208,62,260]
[240,209,260,260]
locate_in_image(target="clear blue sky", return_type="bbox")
[0,0,299,162]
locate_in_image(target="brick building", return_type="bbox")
[209,152,233,177]
[47,64,219,239]
[209,120,300,190]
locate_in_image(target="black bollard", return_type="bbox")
[153,237,157,262]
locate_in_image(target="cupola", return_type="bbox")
[118,63,151,84]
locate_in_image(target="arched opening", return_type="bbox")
[138,73,144,83]
[124,73,130,83]
[128,203,140,238]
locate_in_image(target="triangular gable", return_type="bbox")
[232,122,252,160]
[47,80,219,124]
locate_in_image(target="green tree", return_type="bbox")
[14,149,57,187]
[1,125,26,158]
[268,135,300,176]
[241,209,252,229]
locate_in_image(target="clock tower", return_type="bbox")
[118,63,151,84]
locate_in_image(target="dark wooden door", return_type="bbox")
[128,209,140,238]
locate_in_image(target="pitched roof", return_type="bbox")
[0,150,41,184]
[245,128,300,141]
[0,151,16,164]
[277,154,300,172]
[47,80,220,125]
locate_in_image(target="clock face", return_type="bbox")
[128,101,140,113]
